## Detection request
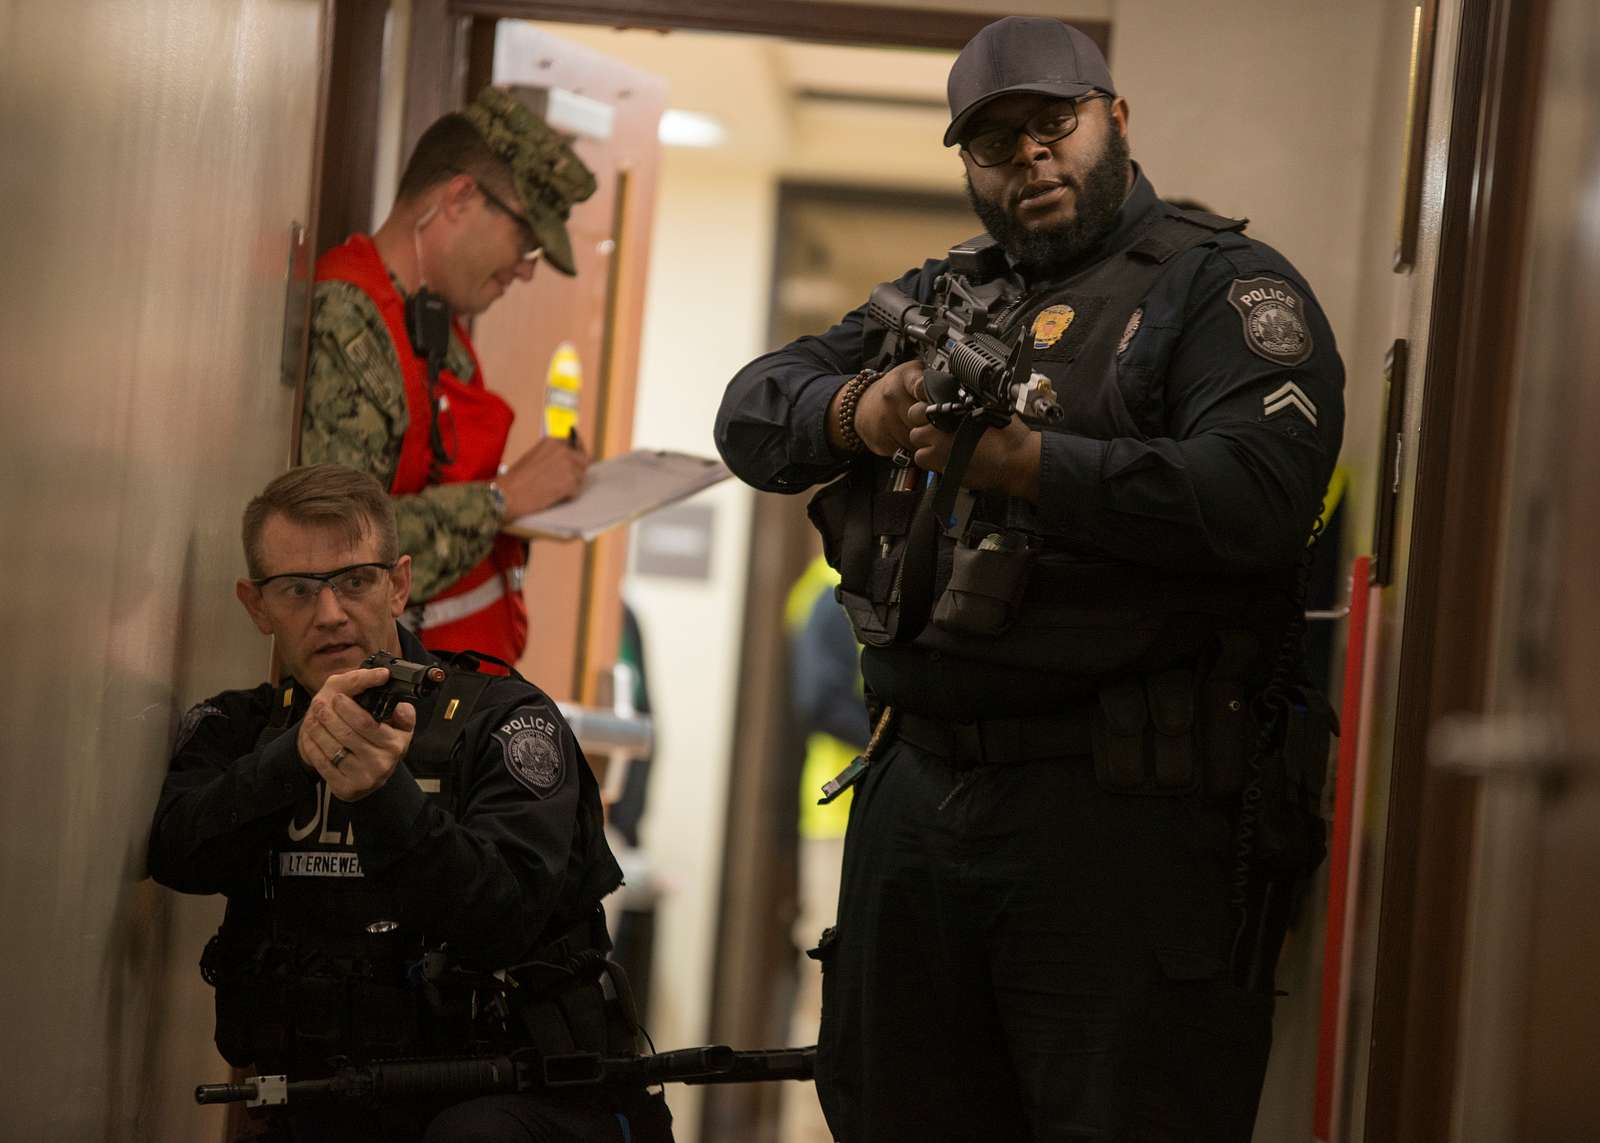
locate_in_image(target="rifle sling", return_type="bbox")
[890,414,989,643]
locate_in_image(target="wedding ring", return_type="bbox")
[329,747,348,769]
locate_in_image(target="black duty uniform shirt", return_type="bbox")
[147,623,620,1005]
[716,169,1344,717]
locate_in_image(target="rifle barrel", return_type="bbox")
[192,1046,817,1107]
[194,1081,258,1105]
[682,1046,816,1085]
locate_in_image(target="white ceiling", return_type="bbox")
[774,41,954,105]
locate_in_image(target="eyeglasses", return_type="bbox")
[471,179,543,262]
[251,562,395,610]
[961,94,1111,168]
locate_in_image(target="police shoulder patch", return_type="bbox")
[174,701,225,753]
[1226,276,1312,367]
[494,708,566,798]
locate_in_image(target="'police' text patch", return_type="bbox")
[495,711,565,797]
[1227,276,1312,367]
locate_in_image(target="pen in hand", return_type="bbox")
[498,427,588,518]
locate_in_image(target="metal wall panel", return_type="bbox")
[0,1,324,1138]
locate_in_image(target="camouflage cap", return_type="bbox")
[461,86,597,276]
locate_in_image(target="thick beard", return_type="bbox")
[965,128,1132,274]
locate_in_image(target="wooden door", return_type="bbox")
[1431,0,1600,1138]
[467,23,667,706]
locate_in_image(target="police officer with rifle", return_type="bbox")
[147,464,671,1142]
[714,16,1342,1143]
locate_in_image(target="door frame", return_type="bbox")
[398,2,1109,163]
[1363,0,1550,1137]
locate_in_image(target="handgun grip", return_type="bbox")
[359,690,400,722]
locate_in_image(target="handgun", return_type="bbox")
[357,650,447,722]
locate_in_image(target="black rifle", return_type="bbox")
[849,237,1061,649]
[356,650,448,722]
[865,236,1062,431]
[195,1045,816,1109]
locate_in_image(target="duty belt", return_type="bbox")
[405,564,526,631]
[896,709,1094,766]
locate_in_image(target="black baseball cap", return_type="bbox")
[944,17,1116,147]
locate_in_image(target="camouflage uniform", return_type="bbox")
[300,87,596,604]
[301,277,500,602]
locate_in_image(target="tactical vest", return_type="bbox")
[809,208,1297,717]
[316,236,530,664]
[259,668,493,950]
[210,665,496,1071]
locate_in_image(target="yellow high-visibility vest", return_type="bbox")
[785,555,857,839]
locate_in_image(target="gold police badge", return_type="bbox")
[1030,304,1075,349]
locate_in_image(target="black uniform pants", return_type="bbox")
[814,737,1280,1143]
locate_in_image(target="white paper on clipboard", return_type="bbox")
[501,449,731,543]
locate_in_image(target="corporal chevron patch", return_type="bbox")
[1262,381,1319,426]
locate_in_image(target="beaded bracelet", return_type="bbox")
[835,369,879,454]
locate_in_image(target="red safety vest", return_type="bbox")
[315,235,528,663]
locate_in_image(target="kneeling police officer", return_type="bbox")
[147,464,671,1143]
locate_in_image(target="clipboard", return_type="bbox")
[501,449,731,543]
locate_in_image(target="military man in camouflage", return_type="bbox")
[303,86,596,665]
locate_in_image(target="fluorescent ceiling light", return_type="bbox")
[513,86,615,141]
[659,109,726,149]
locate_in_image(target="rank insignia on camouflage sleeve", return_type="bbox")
[343,327,394,396]
[1227,276,1312,366]
[1031,304,1075,349]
